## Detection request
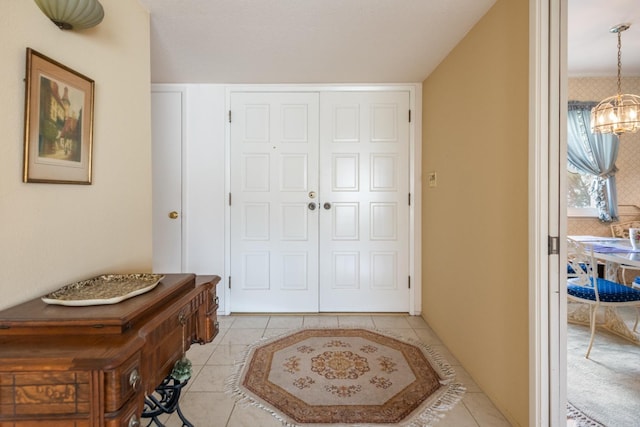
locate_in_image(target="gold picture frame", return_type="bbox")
[23,48,94,184]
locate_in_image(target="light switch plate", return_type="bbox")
[428,172,437,187]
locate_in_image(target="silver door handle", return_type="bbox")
[323,202,331,210]
[308,202,317,211]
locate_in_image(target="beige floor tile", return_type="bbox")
[406,315,430,329]
[160,314,512,426]
[337,315,375,328]
[218,328,265,345]
[188,364,235,392]
[266,315,303,329]
[463,392,512,427]
[164,391,235,427]
[378,327,421,342]
[371,315,413,329]
[413,326,443,345]
[180,364,205,393]
[262,328,291,339]
[228,315,270,329]
[434,401,481,427]
[217,315,235,330]
[186,341,217,365]
[210,330,229,346]
[207,344,248,366]
[226,402,287,427]
[303,315,339,327]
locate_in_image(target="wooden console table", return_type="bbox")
[0,274,220,427]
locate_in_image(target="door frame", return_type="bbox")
[223,84,422,315]
[529,0,565,425]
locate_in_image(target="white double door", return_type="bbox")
[230,91,409,312]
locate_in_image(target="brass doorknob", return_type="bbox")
[169,211,179,219]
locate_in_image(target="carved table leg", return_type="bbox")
[603,307,640,343]
[567,302,640,344]
[142,376,193,427]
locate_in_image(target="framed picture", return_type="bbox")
[23,48,94,184]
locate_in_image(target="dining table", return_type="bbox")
[568,235,640,344]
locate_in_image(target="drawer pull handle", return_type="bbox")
[129,368,141,392]
[178,310,188,325]
[128,414,140,427]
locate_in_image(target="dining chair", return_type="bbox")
[566,238,640,358]
[632,277,640,332]
[610,220,640,285]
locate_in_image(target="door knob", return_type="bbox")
[323,202,331,210]
[168,211,179,219]
[308,202,317,211]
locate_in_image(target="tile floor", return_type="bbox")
[158,314,512,427]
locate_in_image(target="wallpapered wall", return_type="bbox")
[568,77,640,236]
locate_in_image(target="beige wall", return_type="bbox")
[0,1,152,310]
[421,0,529,425]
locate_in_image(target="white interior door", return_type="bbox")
[318,91,410,312]
[151,90,183,273]
[230,92,320,312]
[230,90,410,313]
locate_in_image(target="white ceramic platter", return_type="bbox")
[41,274,165,306]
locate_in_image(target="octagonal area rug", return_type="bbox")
[226,328,465,426]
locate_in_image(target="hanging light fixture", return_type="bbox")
[591,24,640,136]
[33,0,104,30]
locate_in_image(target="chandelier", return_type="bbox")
[33,0,104,30]
[591,24,640,136]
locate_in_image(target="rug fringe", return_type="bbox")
[224,327,466,426]
[566,402,605,427]
[390,382,466,427]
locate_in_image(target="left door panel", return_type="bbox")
[151,91,183,273]
[230,92,320,312]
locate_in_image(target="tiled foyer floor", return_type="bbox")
[160,314,512,427]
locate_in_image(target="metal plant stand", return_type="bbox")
[142,376,193,427]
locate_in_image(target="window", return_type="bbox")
[567,166,598,217]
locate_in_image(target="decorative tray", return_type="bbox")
[41,274,165,306]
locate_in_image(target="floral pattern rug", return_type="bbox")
[226,328,465,426]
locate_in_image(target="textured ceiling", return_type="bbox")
[137,0,496,84]
[136,0,640,84]
[569,0,640,76]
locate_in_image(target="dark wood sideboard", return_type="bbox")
[0,274,220,427]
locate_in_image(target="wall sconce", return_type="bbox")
[34,0,104,30]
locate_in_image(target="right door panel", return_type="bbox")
[319,92,410,312]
